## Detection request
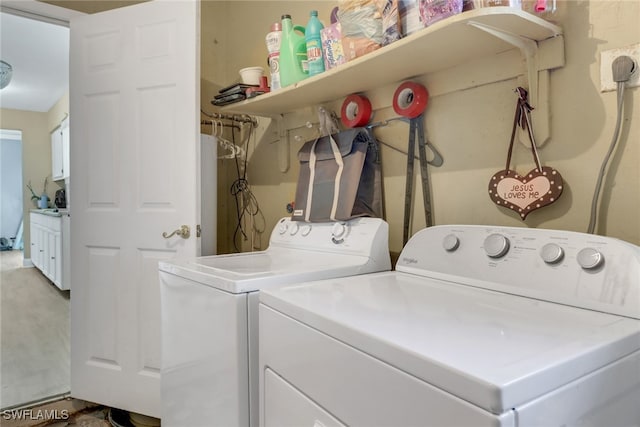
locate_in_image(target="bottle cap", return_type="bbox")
[310,10,318,16]
[270,22,281,31]
[281,14,291,20]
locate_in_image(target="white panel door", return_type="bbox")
[70,0,200,417]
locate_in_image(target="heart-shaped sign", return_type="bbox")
[488,166,563,219]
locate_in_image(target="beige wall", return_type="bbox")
[47,92,70,135]
[205,0,639,254]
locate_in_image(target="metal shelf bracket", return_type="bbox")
[469,21,560,146]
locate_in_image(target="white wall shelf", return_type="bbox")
[220,7,563,121]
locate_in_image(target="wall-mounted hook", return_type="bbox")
[366,116,410,129]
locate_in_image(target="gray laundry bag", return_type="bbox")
[292,127,383,222]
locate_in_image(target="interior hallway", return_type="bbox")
[1,249,70,409]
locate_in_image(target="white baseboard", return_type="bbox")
[23,258,34,267]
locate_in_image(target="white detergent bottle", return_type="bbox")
[265,22,282,90]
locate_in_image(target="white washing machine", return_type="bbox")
[259,225,640,427]
[158,217,390,427]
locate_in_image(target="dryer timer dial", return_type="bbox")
[540,243,564,264]
[442,234,460,251]
[483,234,510,258]
[332,223,348,239]
[289,222,300,235]
[331,222,348,244]
[577,248,605,270]
[278,222,288,235]
[300,224,312,236]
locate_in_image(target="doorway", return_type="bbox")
[0,3,73,410]
[0,130,23,252]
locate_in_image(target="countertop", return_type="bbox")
[30,208,68,217]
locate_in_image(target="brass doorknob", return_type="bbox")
[162,225,190,239]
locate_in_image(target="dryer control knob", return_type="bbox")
[577,248,605,270]
[541,243,564,264]
[289,222,300,235]
[278,222,288,235]
[442,234,460,251]
[331,222,347,239]
[484,234,510,258]
[301,225,312,236]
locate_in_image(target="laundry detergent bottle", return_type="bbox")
[279,14,308,87]
[305,10,325,76]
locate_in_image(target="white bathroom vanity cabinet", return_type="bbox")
[30,210,70,291]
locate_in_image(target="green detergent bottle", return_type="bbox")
[279,14,308,87]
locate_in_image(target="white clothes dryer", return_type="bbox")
[158,217,390,427]
[259,225,640,427]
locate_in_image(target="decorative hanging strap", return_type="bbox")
[488,87,564,220]
[505,87,542,172]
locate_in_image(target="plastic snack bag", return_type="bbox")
[338,0,384,60]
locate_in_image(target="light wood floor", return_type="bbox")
[0,250,70,410]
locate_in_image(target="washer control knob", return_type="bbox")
[301,225,312,236]
[577,248,605,270]
[540,243,564,264]
[289,222,299,235]
[332,222,347,239]
[484,233,510,258]
[278,222,288,235]
[442,234,460,252]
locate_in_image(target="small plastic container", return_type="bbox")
[38,194,49,209]
[522,0,559,22]
[482,0,522,8]
[239,67,264,85]
[462,0,482,11]
[419,0,464,27]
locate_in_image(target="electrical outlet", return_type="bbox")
[600,43,640,92]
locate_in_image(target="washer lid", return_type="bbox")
[260,272,640,414]
[158,247,373,294]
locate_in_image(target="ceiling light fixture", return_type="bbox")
[0,60,13,89]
